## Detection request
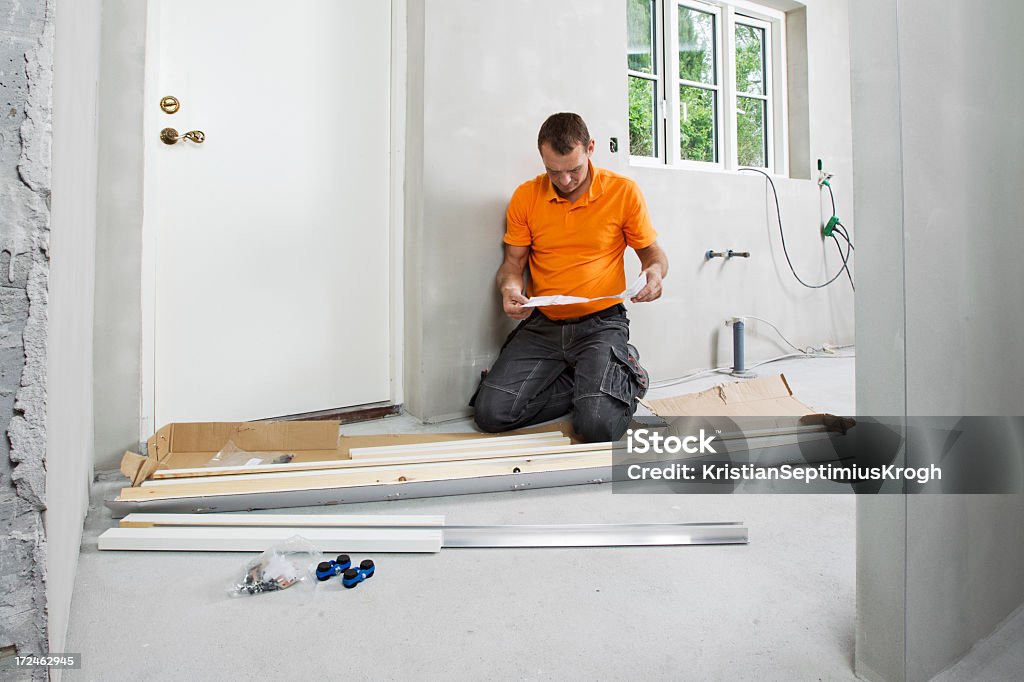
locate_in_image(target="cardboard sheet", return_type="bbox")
[638,374,855,468]
[641,374,815,417]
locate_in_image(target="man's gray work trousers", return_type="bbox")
[471,304,645,443]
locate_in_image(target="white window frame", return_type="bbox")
[731,13,774,172]
[670,0,726,171]
[627,0,789,176]
[626,0,665,168]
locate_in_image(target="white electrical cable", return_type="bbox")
[648,315,853,390]
[734,315,811,354]
[650,347,855,391]
[649,367,725,388]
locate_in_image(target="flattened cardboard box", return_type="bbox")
[120,420,577,487]
[640,373,852,451]
[641,373,813,417]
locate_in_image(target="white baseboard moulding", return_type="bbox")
[98,526,444,553]
[98,515,747,551]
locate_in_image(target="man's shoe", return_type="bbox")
[625,344,650,399]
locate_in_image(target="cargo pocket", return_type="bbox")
[599,345,643,404]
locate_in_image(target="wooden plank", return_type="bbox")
[138,447,614,489]
[148,429,574,476]
[145,438,594,483]
[117,450,614,501]
[148,436,573,477]
[119,513,446,528]
[346,437,572,461]
[348,437,572,460]
[347,431,567,459]
[130,449,614,495]
[98,526,442,553]
[104,466,614,517]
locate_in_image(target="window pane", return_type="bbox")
[627,0,655,74]
[629,76,658,157]
[680,85,717,162]
[736,96,766,167]
[679,6,716,85]
[735,23,765,95]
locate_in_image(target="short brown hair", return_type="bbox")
[537,113,591,155]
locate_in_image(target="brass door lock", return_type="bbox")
[160,95,180,114]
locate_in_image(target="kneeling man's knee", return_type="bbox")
[472,386,516,433]
[573,396,632,443]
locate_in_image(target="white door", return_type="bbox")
[142,0,392,428]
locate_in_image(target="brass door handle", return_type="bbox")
[160,127,205,145]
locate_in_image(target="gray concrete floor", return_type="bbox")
[66,357,865,681]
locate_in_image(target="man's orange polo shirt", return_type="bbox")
[503,162,658,320]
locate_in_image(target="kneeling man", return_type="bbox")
[472,113,669,442]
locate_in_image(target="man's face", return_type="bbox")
[540,139,595,197]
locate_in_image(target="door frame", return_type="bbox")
[139,0,407,439]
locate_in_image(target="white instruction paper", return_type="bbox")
[521,273,647,308]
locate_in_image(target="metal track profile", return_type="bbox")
[441,522,748,548]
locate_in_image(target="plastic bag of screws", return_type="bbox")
[205,439,296,468]
[228,535,319,597]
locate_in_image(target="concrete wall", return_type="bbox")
[851,0,1024,679]
[404,0,856,421]
[0,0,100,665]
[47,0,101,659]
[0,0,54,668]
[900,0,1024,678]
[848,0,907,678]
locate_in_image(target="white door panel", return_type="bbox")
[145,0,391,426]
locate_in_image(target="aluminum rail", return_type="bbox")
[441,522,748,547]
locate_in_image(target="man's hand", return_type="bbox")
[631,268,664,303]
[632,241,669,303]
[502,287,532,320]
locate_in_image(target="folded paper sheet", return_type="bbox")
[522,273,647,308]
